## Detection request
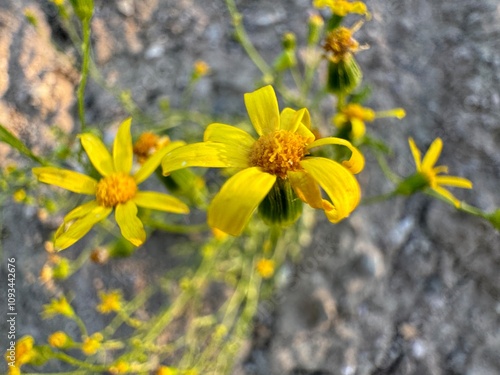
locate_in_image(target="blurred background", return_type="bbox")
[1,0,499,374]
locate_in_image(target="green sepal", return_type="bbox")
[258,179,303,228]
[395,173,429,195]
[326,55,363,95]
[326,15,343,31]
[486,209,500,231]
[69,0,94,21]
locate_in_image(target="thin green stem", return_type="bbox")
[77,18,91,131]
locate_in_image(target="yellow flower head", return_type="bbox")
[323,23,365,63]
[313,0,369,17]
[109,360,131,374]
[48,331,70,348]
[162,85,364,236]
[81,333,103,356]
[5,336,35,370]
[96,290,123,314]
[42,296,75,319]
[256,258,276,279]
[133,132,171,163]
[33,118,189,250]
[334,103,406,140]
[156,366,178,375]
[193,60,210,78]
[13,189,27,203]
[408,137,473,207]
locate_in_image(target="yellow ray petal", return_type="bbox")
[333,113,348,128]
[432,186,461,208]
[161,143,249,175]
[422,137,443,171]
[113,118,133,174]
[301,157,360,222]
[115,201,146,247]
[133,191,189,214]
[435,176,473,189]
[280,108,310,133]
[408,137,422,171]
[33,167,97,194]
[350,117,366,139]
[62,200,100,223]
[79,133,114,176]
[244,85,280,136]
[204,123,256,148]
[134,141,186,184]
[288,170,323,209]
[307,137,365,174]
[208,167,276,236]
[54,205,112,250]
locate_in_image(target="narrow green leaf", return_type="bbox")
[0,123,46,165]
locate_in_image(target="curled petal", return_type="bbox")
[280,108,310,133]
[244,85,280,136]
[133,191,189,214]
[113,118,133,174]
[208,167,276,236]
[55,205,112,250]
[288,170,323,209]
[79,133,114,176]
[134,141,185,184]
[62,200,100,223]
[301,157,360,223]
[422,137,442,171]
[33,167,97,194]
[307,137,365,174]
[161,143,249,175]
[115,201,146,247]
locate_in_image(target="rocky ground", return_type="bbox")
[1,0,499,374]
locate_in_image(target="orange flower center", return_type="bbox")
[323,27,359,61]
[250,130,308,178]
[95,173,137,207]
[133,132,160,162]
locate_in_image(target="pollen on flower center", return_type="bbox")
[95,173,137,207]
[323,27,359,62]
[250,130,308,178]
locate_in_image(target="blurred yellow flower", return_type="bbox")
[133,132,170,164]
[256,258,275,279]
[42,296,75,319]
[33,118,189,250]
[13,189,27,203]
[162,85,364,235]
[109,360,131,374]
[193,60,210,78]
[334,103,406,140]
[96,290,123,314]
[408,137,473,207]
[48,331,70,348]
[156,366,178,375]
[323,23,366,63]
[5,336,35,373]
[313,0,369,17]
[81,333,103,356]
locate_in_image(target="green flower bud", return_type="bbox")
[326,55,362,95]
[258,179,303,228]
[70,0,93,21]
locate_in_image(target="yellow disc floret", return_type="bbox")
[323,27,359,62]
[95,173,137,207]
[250,130,308,178]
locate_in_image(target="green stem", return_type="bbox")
[51,352,108,371]
[361,190,397,205]
[143,219,209,234]
[77,18,91,132]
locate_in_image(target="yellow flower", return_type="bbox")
[313,0,369,17]
[323,23,366,63]
[133,132,170,164]
[96,290,123,314]
[408,137,473,207]
[13,189,27,203]
[51,0,65,5]
[162,85,364,236]
[109,360,131,374]
[256,258,275,279]
[33,118,189,250]
[192,60,210,78]
[42,296,75,319]
[81,333,103,356]
[5,336,35,371]
[334,103,406,140]
[48,331,70,348]
[156,367,178,375]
